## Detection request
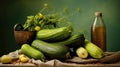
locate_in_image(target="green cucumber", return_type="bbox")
[84,40,104,58]
[51,34,85,48]
[36,26,72,42]
[21,44,45,61]
[31,40,70,60]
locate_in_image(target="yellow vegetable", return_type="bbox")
[20,57,28,63]
[19,54,28,63]
[35,26,41,31]
[19,54,25,59]
[1,55,12,64]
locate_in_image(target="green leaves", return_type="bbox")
[23,16,34,31]
[22,3,81,31]
[22,13,62,31]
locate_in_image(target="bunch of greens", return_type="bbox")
[23,13,61,31]
[22,3,80,31]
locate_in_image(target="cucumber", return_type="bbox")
[31,40,70,60]
[21,44,45,61]
[51,34,85,48]
[36,26,72,42]
[84,40,104,58]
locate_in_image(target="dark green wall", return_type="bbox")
[0,0,120,56]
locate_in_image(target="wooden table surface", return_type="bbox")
[0,61,120,67]
[0,52,120,67]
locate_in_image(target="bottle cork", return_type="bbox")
[95,12,102,16]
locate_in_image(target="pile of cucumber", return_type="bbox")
[21,24,104,61]
[21,26,85,61]
[20,12,104,61]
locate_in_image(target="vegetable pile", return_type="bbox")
[1,10,103,64]
[2,4,119,64]
[21,23,86,61]
[16,10,104,62]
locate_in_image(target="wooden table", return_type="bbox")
[0,52,120,67]
[0,61,120,67]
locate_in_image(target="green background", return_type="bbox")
[0,0,120,56]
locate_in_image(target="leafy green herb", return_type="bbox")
[22,3,80,31]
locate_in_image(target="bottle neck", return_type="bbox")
[93,16,105,27]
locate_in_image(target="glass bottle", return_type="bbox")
[91,12,106,52]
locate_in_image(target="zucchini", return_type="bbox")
[51,34,85,48]
[84,40,104,58]
[36,26,72,42]
[31,40,70,60]
[21,44,45,61]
